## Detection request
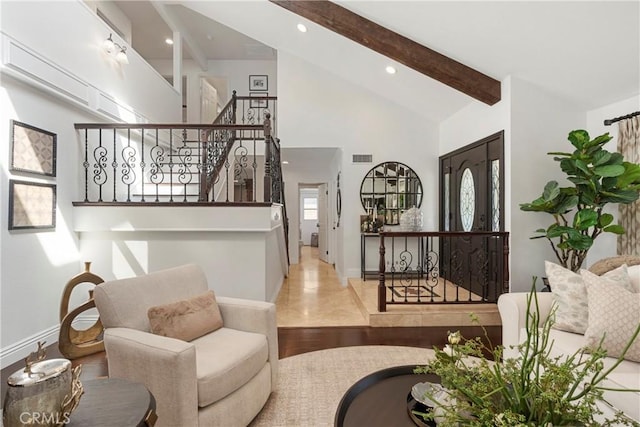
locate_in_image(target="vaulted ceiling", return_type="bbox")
[116,1,639,123]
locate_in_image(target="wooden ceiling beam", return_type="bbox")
[270,0,501,105]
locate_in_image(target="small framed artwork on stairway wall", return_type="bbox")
[10,120,57,177]
[249,75,268,91]
[8,179,57,230]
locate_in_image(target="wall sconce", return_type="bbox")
[103,33,129,65]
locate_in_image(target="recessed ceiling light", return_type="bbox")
[282,161,289,165]
[297,23,307,33]
[385,65,397,74]
[165,38,174,45]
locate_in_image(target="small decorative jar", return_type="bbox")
[400,206,423,231]
[3,342,82,427]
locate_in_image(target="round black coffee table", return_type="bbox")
[334,365,439,427]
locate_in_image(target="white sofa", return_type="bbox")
[498,258,640,423]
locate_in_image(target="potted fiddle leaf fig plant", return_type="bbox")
[520,129,640,272]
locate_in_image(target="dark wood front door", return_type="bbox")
[450,144,487,232]
[439,132,504,299]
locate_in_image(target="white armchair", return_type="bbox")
[94,264,278,427]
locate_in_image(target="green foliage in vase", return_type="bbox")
[414,281,640,426]
[520,129,640,272]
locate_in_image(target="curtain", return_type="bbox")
[617,116,640,255]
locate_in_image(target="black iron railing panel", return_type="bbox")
[377,231,509,311]
[235,95,278,129]
[75,124,267,203]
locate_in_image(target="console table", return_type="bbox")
[67,378,157,426]
[360,233,381,280]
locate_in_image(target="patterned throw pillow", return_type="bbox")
[546,261,633,334]
[583,270,640,362]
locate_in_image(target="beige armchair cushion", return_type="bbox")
[192,328,268,407]
[148,290,223,341]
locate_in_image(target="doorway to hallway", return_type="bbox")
[299,184,329,264]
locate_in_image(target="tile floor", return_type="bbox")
[276,246,500,328]
[276,246,368,327]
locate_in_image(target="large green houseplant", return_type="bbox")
[520,129,640,271]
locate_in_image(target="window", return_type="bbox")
[303,197,318,220]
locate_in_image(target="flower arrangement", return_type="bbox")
[414,283,640,426]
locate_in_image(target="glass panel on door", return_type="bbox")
[459,168,475,232]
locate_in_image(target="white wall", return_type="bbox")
[439,79,511,157]
[278,52,439,282]
[74,205,286,302]
[0,0,182,365]
[510,78,585,291]
[1,1,180,123]
[1,78,84,364]
[585,95,640,265]
[83,0,133,44]
[149,59,277,124]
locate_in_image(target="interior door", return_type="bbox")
[200,78,218,123]
[318,183,329,263]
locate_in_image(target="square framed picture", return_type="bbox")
[249,75,268,91]
[8,180,57,230]
[10,120,57,177]
[250,92,268,108]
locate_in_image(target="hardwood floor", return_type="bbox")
[1,246,501,399]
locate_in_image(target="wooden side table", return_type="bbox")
[67,378,157,427]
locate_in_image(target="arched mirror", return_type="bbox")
[360,161,423,225]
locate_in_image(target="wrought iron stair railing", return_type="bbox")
[74,93,280,204]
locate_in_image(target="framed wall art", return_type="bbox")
[249,75,268,92]
[250,92,268,108]
[10,120,57,177]
[8,180,57,230]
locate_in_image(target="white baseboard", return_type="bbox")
[0,315,99,367]
[1,326,59,368]
[346,268,361,280]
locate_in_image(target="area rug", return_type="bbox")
[249,345,435,427]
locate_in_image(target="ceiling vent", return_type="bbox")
[352,154,373,164]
